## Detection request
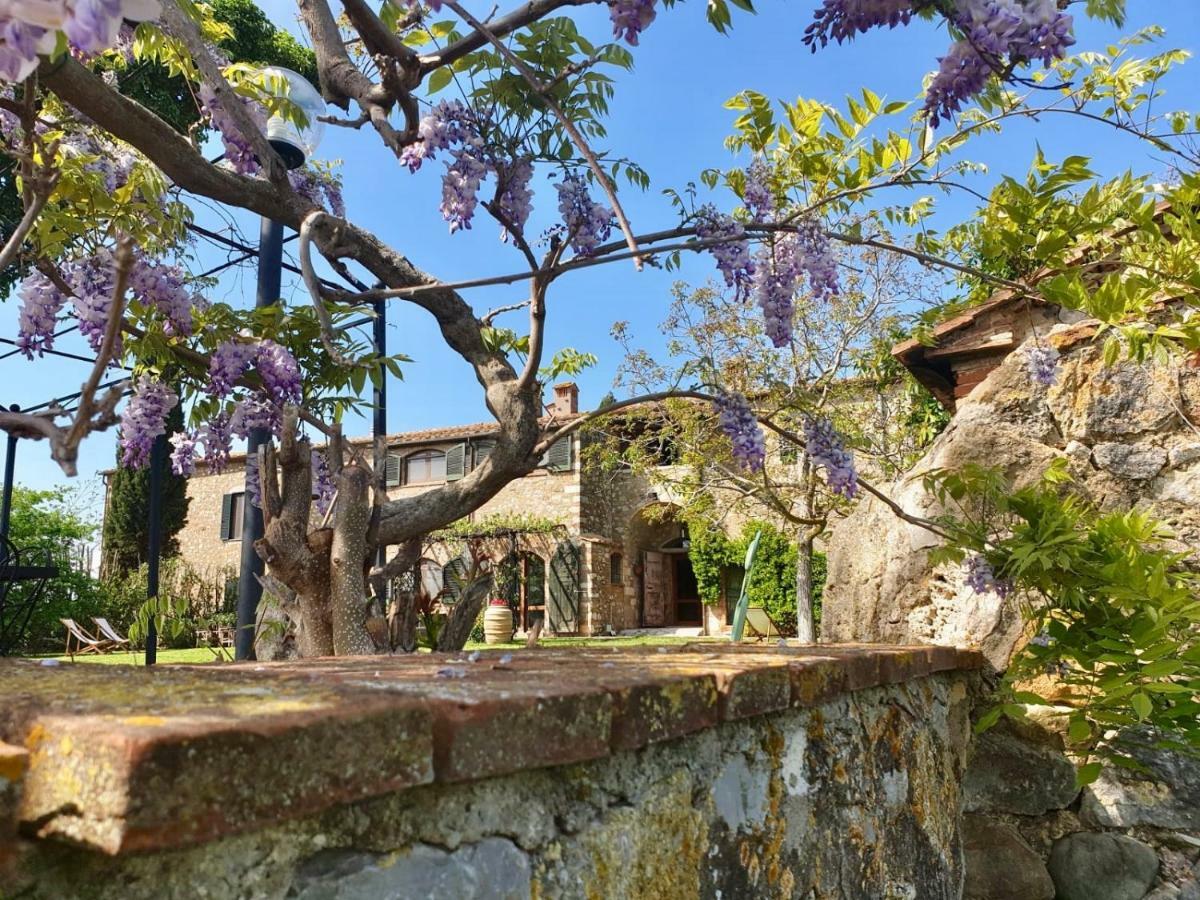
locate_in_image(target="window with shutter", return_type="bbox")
[541,436,572,472]
[220,493,245,541]
[384,453,401,486]
[445,443,466,481]
[472,441,494,470]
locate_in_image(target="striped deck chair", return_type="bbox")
[61,618,113,659]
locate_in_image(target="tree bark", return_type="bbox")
[438,576,490,651]
[795,531,816,644]
[329,462,375,655]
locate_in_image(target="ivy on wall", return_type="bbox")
[687,520,826,637]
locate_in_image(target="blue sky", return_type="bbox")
[3,0,1200,515]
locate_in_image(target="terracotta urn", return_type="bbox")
[483,600,514,644]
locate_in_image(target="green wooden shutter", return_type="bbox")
[543,436,572,472]
[446,443,466,481]
[443,557,468,603]
[548,540,580,633]
[220,493,234,540]
[384,453,401,486]
[473,441,494,470]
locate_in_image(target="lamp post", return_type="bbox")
[235,69,326,661]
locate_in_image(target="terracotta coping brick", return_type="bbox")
[0,644,981,856]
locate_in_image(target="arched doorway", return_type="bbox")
[626,503,701,628]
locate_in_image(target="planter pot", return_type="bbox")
[484,605,514,644]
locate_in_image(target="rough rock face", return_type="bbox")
[961,815,1054,900]
[823,325,1200,668]
[1047,832,1159,900]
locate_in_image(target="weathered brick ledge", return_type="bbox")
[0,643,981,858]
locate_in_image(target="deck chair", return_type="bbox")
[91,617,130,649]
[61,618,113,659]
[744,607,781,642]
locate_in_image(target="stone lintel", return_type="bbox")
[0,644,981,856]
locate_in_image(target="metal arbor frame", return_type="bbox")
[0,220,386,662]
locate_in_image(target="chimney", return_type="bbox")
[552,382,579,416]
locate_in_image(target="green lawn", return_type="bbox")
[41,635,709,665]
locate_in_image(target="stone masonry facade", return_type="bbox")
[1,643,983,899]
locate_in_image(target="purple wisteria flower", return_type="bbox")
[311,450,335,515]
[1030,630,1052,647]
[169,430,197,476]
[714,390,766,472]
[399,100,474,173]
[695,205,754,299]
[118,376,177,469]
[129,259,194,336]
[803,0,914,50]
[199,83,265,176]
[198,413,233,473]
[207,340,258,398]
[556,172,615,256]
[754,234,801,348]
[608,0,657,45]
[15,271,67,358]
[67,252,119,354]
[964,553,1013,598]
[743,157,774,223]
[922,40,993,127]
[230,394,281,439]
[289,166,346,218]
[255,339,302,406]
[496,158,534,239]
[441,145,488,233]
[1024,343,1058,387]
[802,415,858,498]
[795,218,840,300]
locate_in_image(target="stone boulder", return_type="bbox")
[1079,728,1200,831]
[1047,832,1159,900]
[962,722,1079,816]
[823,326,1200,668]
[962,815,1054,900]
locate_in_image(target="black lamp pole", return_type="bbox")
[373,297,387,570]
[0,404,19,554]
[144,432,167,666]
[235,215,284,661]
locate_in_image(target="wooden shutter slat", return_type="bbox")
[446,443,466,481]
[220,493,234,541]
[384,453,401,486]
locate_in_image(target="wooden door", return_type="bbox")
[643,551,666,626]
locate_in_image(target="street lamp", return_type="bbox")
[235,67,325,662]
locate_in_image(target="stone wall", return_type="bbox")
[1,645,981,899]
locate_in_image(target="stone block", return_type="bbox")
[1047,832,1159,900]
[962,725,1079,816]
[1093,442,1168,480]
[1079,731,1200,831]
[962,814,1054,900]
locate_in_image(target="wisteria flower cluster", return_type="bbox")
[743,158,774,223]
[804,0,1074,127]
[0,0,160,83]
[695,205,755,299]
[608,0,657,46]
[1023,343,1058,386]
[129,259,198,337]
[714,390,766,472]
[206,339,302,406]
[118,376,178,469]
[199,83,266,177]
[754,235,801,348]
[400,100,537,238]
[289,166,346,218]
[556,172,615,255]
[245,453,262,509]
[802,414,858,498]
[311,450,335,515]
[229,394,281,439]
[15,272,66,358]
[169,430,198,476]
[964,552,1013,598]
[794,218,840,301]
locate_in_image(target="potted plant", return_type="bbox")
[483,597,514,644]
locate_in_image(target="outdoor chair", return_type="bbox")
[744,607,782,641]
[61,618,113,659]
[91,617,130,649]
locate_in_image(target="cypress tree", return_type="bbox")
[100,400,190,578]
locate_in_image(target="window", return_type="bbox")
[609,552,623,586]
[220,492,245,542]
[404,449,446,484]
[419,559,444,600]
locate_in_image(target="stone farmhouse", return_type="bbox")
[157,382,761,638]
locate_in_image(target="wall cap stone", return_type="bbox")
[0,643,982,856]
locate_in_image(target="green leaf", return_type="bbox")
[1131,692,1152,720]
[427,66,454,95]
[1068,718,1092,743]
[1076,762,1104,787]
